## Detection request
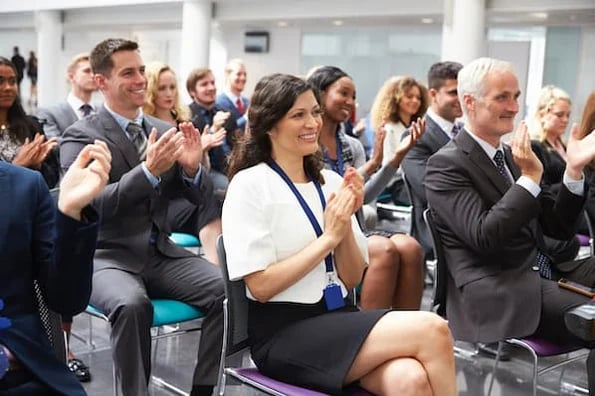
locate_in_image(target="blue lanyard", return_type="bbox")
[267,160,334,273]
[323,132,344,176]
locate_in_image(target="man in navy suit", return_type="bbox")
[38,53,98,140]
[0,141,110,394]
[215,58,249,133]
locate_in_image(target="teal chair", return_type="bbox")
[86,299,205,395]
[169,232,201,248]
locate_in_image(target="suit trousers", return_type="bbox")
[90,247,224,396]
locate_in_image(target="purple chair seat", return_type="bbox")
[519,337,583,356]
[229,367,374,396]
[576,233,591,247]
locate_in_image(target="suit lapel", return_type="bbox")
[97,107,140,169]
[503,145,521,180]
[424,116,450,151]
[457,130,512,195]
[0,164,10,247]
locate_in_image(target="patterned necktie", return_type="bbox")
[236,97,245,115]
[80,104,93,117]
[494,151,553,278]
[451,123,462,138]
[126,122,147,160]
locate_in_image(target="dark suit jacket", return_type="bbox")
[425,129,584,343]
[215,93,248,132]
[189,101,238,173]
[60,106,212,274]
[37,102,78,140]
[531,139,566,190]
[0,162,98,395]
[401,115,450,258]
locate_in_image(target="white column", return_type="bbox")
[180,0,211,94]
[35,10,62,107]
[441,0,486,64]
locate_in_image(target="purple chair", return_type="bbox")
[215,237,374,396]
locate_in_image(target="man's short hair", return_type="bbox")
[186,67,212,96]
[67,53,90,74]
[223,58,245,77]
[427,61,463,90]
[90,38,139,76]
[457,57,515,116]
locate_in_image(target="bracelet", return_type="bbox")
[0,345,8,380]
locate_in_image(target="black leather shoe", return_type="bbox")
[565,302,595,342]
[68,358,91,382]
[477,342,510,361]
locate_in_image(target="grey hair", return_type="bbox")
[457,57,515,117]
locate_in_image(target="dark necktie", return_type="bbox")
[236,97,245,115]
[80,104,93,117]
[451,123,462,138]
[494,150,553,278]
[126,122,147,160]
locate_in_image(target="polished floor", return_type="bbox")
[70,213,591,395]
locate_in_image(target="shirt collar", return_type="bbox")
[224,91,240,104]
[465,126,505,161]
[426,108,455,138]
[67,92,94,119]
[103,103,144,133]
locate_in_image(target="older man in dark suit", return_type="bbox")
[60,38,223,396]
[0,141,110,394]
[425,57,595,393]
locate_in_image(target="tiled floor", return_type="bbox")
[70,284,590,396]
[70,214,591,395]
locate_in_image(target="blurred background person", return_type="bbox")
[10,46,25,95]
[26,51,38,110]
[216,58,249,133]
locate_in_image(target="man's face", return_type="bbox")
[228,63,247,94]
[95,50,147,113]
[70,60,97,94]
[466,70,520,141]
[192,72,216,107]
[430,79,461,122]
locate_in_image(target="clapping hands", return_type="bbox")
[12,133,57,170]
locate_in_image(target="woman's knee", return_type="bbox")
[391,234,423,258]
[392,361,432,396]
[368,236,399,268]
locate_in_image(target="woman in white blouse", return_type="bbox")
[222,73,456,395]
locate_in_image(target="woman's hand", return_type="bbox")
[368,123,386,172]
[388,117,425,167]
[323,185,356,246]
[342,166,364,213]
[12,133,56,169]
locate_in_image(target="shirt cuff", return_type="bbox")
[182,165,202,185]
[563,171,585,196]
[517,176,541,198]
[141,162,161,188]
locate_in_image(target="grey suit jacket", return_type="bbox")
[401,115,450,257]
[59,106,213,273]
[425,129,584,343]
[37,102,78,139]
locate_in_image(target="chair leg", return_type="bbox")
[487,341,504,396]
[113,362,118,396]
[528,347,539,396]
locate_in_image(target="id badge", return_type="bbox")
[323,283,345,311]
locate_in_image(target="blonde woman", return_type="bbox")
[370,76,428,165]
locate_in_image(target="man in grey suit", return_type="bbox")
[425,57,595,393]
[401,61,463,260]
[38,53,98,140]
[60,38,223,396]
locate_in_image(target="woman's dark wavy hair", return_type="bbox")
[227,73,325,183]
[0,57,37,143]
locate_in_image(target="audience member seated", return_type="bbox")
[222,72,456,396]
[0,56,59,189]
[187,67,239,197]
[38,53,98,141]
[307,66,424,310]
[425,57,595,394]
[60,38,224,396]
[215,58,249,133]
[37,51,99,383]
[369,75,428,206]
[0,140,110,395]
[401,61,463,260]
[144,61,222,264]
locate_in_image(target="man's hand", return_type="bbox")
[144,127,185,177]
[566,124,595,180]
[177,121,203,178]
[12,134,57,169]
[212,111,230,131]
[200,124,226,151]
[511,120,543,184]
[58,140,111,220]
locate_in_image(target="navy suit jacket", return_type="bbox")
[0,162,99,394]
[215,93,248,132]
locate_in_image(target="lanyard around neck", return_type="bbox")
[267,160,334,273]
[323,131,344,176]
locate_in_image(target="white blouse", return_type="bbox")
[222,163,368,303]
